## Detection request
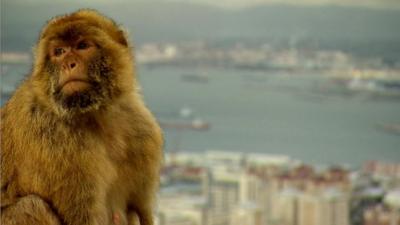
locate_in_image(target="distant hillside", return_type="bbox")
[2,0,400,60]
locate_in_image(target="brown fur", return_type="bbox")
[1,9,163,225]
[1,195,61,225]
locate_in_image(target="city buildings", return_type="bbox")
[156,151,398,225]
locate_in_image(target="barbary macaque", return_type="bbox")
[1,9,163,225]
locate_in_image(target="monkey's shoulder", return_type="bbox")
[96,101,163,162]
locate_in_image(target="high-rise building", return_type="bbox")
[269,188,299,225]
[202,166,240,225]
[239,170,269,224]
[298,189,349,225]
[268,187,349,225]
[230,202,263,225]
[158,195,207,225]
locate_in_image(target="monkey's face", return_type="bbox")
[49,38,96,96]
[46,32,111,112]
[33,10,135,115]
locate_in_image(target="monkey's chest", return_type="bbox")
[19,145,118,208]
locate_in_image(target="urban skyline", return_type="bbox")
[157,150,400,225]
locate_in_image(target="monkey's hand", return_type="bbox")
[1,195,61,225]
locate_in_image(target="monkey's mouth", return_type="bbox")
[61,79,91,94]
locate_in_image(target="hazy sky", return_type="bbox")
[14,0,400,9]
[170,0,400,9]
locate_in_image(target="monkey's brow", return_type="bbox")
[48,34,87,44]
[49,26,89,42]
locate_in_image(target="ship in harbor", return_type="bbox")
[341,69,400,92]
[160,119,210,131]
[321,69,400,100]
[376,123,400,136]
[181,73,209,84]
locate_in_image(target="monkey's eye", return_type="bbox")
[54,47,65,57]
[77,41,89,50]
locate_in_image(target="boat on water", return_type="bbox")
[159,119,210,131]
[181,73,209,83]
[326,69,400,100]
[346,78,400,92]
[376,123,400,135]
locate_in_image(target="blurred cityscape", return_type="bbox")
[132,41,400,225]
[155,151,400,225]
[135,41,400,72]
[134,41,400,101]
[157,151,400,225]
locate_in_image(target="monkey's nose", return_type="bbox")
[70,63,76,69]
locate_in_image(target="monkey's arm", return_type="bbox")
[1,195,61,225]
[1,140,61,225]
[1,144,17,208]
[126,127,163,225]
[1,156,61,225]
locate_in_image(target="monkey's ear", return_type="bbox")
[116,29,129,47]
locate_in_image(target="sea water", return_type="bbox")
[2,63,400,167]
